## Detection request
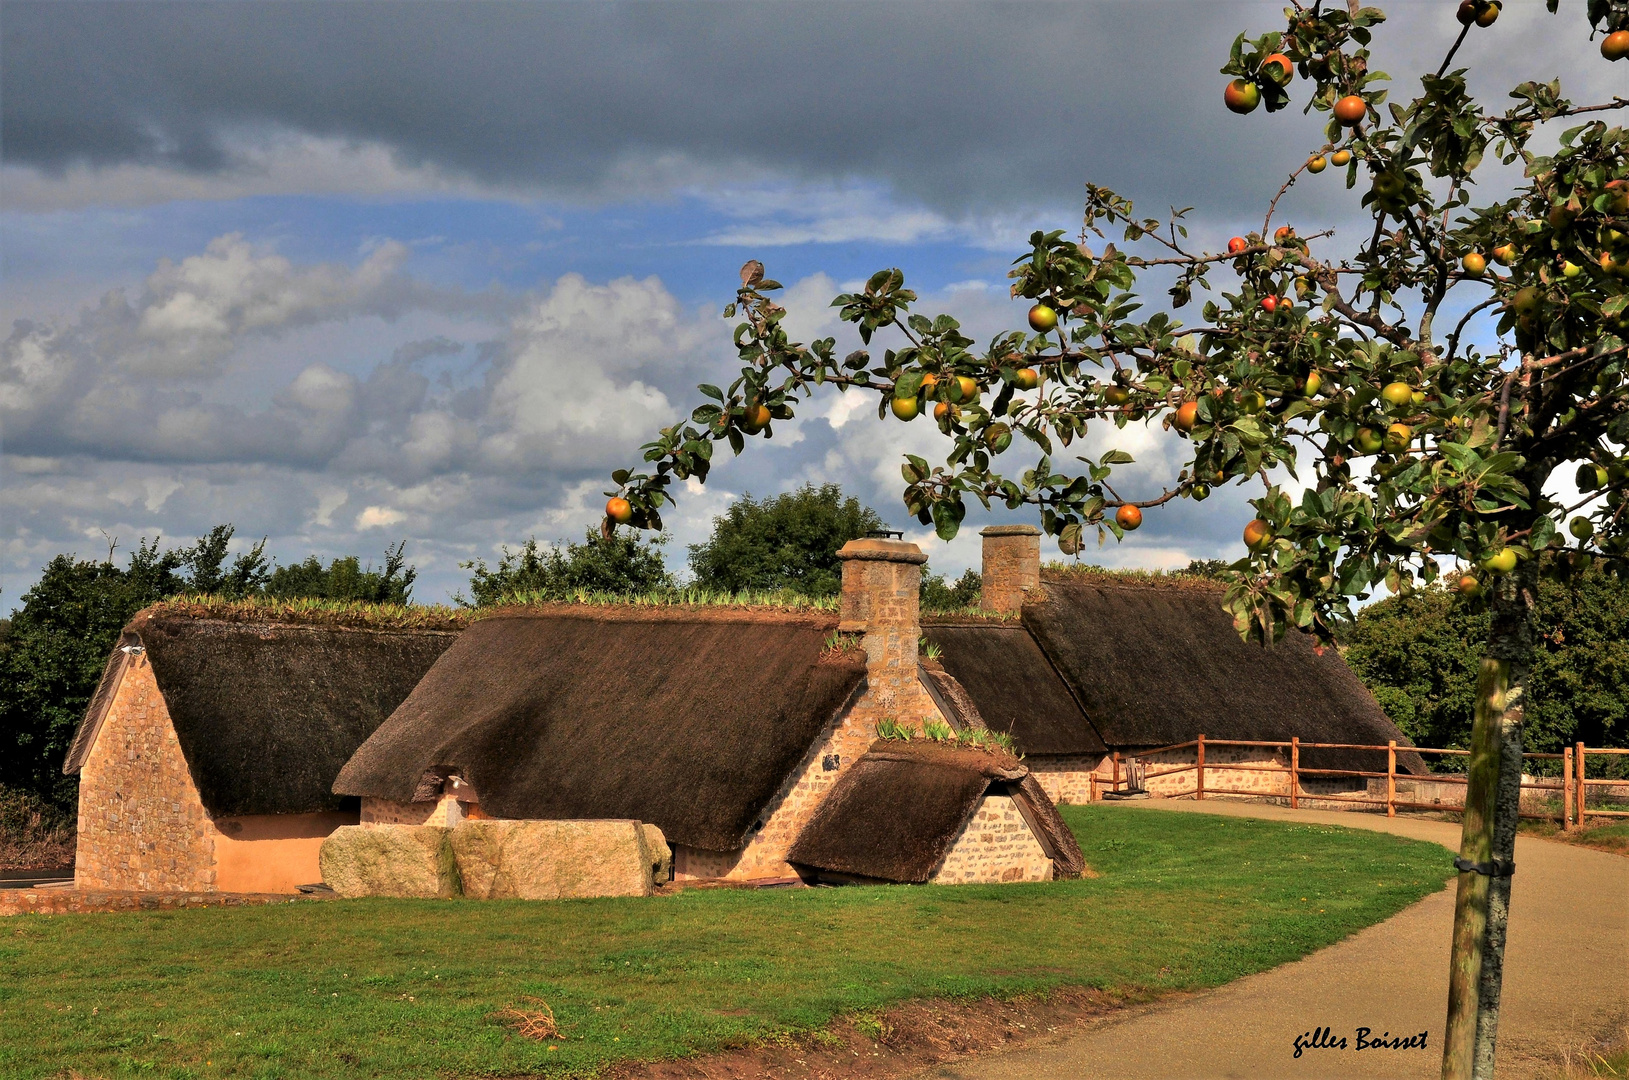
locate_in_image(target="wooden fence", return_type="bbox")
[1089,735,1629,830]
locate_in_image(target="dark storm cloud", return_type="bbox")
[0,1,1370,213]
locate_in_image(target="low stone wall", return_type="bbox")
[360,794,473,828]
[1027,755,1109,805]
[1,888,319,917]
[930,794,1052,884]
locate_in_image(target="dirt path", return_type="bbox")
[918,801,1628,1080]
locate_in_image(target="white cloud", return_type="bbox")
[355,505,406,530]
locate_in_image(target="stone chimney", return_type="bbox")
[837,536,930,714]
[979,525,1041,615]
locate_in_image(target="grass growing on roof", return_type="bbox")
[474,585,840,611]
[147,594,471,631]
[0,807,1450,1080]
[1041,562,1227,589]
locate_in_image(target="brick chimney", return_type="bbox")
[979,525,1041,615]
[837,537,930,714]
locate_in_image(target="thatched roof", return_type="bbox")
[334,607,867,852]
[64,611,459,817]
[923,625,1106,755]
[1022,573,1426,774]
[786,740,1083,883]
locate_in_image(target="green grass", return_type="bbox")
[1522,816,1629,857]
[0,807,1451,1080]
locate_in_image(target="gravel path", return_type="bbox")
[920,801,1628,1080]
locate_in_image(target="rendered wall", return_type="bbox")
[212,811,358,893]
[930,793,1053,884]
[75,656,217,891]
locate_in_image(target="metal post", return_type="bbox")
[1562,746,1572,831]
[1290,736,1299,810]
[1388,741,1397,818]
[1196,734,1206,801]
[1576,742,1587,824]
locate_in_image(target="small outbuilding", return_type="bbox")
[64,606,460,893]
[788,739,1084,884]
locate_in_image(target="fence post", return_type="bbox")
[1290,737,1300,810]
[1576,742,1587,824]
[1089,772,1098,804]
[1113,751,1121,795]
[1387,741,1397,818]
[1562,746,1573,831]
[1196,734,1206,801]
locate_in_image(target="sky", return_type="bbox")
[2,1,1622,608]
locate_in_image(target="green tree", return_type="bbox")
[1347,561,1629,758]
[686,484,885,597]
[608,5,1629,1071]
[0,527,419,810]
[461,530,672,607]
[920,568,982,611]
[0,539,191,808]
[186,524,271,598]
[264,541,417,604]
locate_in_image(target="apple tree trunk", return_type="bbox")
[1442,557,1535,1080]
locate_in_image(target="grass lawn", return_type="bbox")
[1520,817,1629,857]
[0,806,1451,1080]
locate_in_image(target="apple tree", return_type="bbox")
[605,4,1628,1076]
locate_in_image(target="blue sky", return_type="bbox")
[3,1,1619,606]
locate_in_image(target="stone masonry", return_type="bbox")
[978,525,1041,615]
[930,793,1053,884]
[1028,755,1112,804]
[75,654,217,891]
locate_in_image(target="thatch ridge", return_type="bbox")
[1041,564,1230,591]
[1022,576,1426,774]
[145,595,471,631]
[69,610,460,817]
[335,609,866,851]
[924,624,1107,756]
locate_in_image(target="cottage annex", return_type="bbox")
[63,611,457,892]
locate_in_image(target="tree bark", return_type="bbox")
[1441,558,1535,1080]
[1473,562,1536,1080]
[1441,658,1505,1080]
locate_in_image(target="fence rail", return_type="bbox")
[1087,735,1629,828]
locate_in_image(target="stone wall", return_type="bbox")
[361,794,474,828]
[1027,754,1110,805]
[75,655,217,892]
[930,793,1053,884]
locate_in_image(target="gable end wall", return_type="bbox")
[76,654,217,891]
[929,793,1053,884]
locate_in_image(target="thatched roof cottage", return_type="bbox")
[336,538,1087,885]
[927,527,1427,803]
[63,606,459,893]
